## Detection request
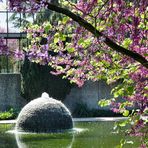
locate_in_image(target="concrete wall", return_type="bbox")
[64,81,113,112]
[0,74,26,111]
[0,73,115,112]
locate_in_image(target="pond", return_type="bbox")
[0,120,139,148]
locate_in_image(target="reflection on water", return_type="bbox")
[0,121,139,148]
[7,127,87,148]
[15,131,75,148]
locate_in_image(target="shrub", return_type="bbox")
[72,103,122,117]
[0,108,17,120]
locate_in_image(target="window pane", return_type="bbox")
[0,12,7,33]
[0,0,7,11]
[21,13,34,25]
[8,39,19,50]
[8,39,19,72]
[8,12,20,33]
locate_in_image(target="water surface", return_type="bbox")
[0,121,139,148]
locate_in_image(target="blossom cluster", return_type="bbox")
[9,0,48,12]
[0,38,24,60]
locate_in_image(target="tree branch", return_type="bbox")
[45,3,148,69]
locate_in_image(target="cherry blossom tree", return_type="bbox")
[0,0,147,147]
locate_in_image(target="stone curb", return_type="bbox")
[0,117,128,124]
[0,120,16,124]
[1,116,147,124]
[73,117,128,122]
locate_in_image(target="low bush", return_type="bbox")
[0,108,18,120]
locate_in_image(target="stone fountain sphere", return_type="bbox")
[16,92,73,133]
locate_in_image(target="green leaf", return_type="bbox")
[127,86,134,92]
[127,86,134,95]
[78,38,84,45]
[67,47,75,53]
[98,99,111,107]
[44,22,52,33]
[78,38,92,48]
[144,53,148,57]
[113,88,124,98]
[60,34,66,41]
[141,14,145,19]
[118,121,127,127]
[54,37,59,44]
[62,17,69,24]
[123,110,129,117]
[122,38,132,48]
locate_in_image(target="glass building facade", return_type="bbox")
[0,0,33,73]
[0,0,59,73]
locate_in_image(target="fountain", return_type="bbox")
[0,94,139,148]
[15,92,73,133]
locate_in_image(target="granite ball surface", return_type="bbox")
[16,93,73,133]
